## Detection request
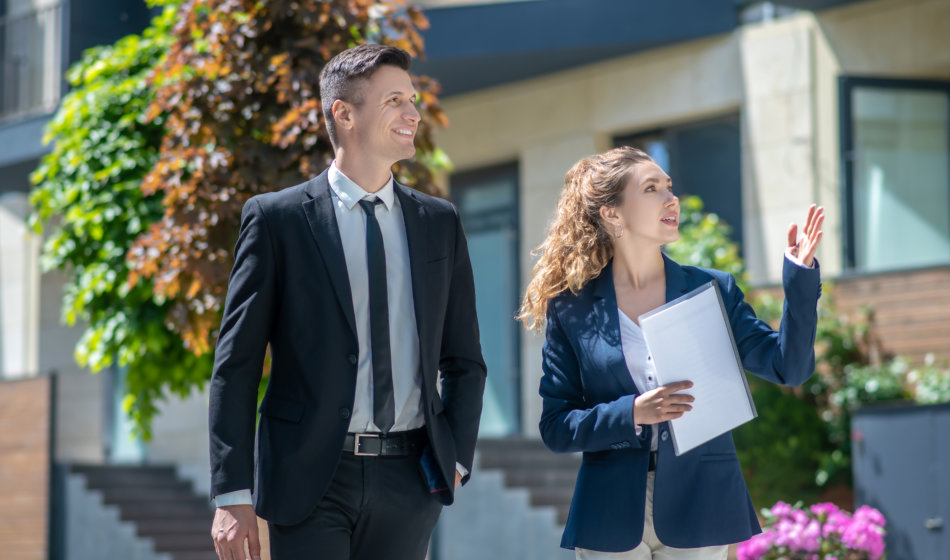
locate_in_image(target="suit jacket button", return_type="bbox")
[661,430,669,441]
[340,408,351,419]
[348,354,357,365]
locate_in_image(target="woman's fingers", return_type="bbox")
[662,380,693,394]
[787,223,798,250]
[803,204,817,236]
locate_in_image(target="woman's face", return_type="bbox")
[606,160,680,247]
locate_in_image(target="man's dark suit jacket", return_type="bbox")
[540,255,821,552]
[208,169,487,526]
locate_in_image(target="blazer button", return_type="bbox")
[339,408,351,419]
[661,430,669,441]
[348,354,357,365]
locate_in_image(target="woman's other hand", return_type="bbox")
[633,381,694,425]
[787,204,824,268]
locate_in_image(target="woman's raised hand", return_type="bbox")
[787,204,824,268]
[633,381,694,425]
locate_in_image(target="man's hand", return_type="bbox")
[211,504,261,560]
[633,381,694,425]
[455,469,463,489]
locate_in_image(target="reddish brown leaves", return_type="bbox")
[128,0,446,354]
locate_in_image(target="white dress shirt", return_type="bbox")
[214,163,428,508]
[329,163,425,434]
[618,310,660,452]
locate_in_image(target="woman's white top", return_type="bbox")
[618,308,660,452]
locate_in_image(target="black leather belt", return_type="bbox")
[343,428,427,457]
[648,451,658,471]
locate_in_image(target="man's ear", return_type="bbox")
[332,99,353,131]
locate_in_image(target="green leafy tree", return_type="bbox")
[31,0,448,437]
[30,2,203,437]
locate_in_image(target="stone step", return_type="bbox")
[152,532,216,552]
[168,552,220,560]
[99,488,210,506]
[72,465,182,488]
[70,464,217,560]
[117,502,214,521]
[136,518,216,536]
[475,438,579,529]
[504,468,577,489]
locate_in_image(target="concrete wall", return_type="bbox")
[0,192,40,378]
[432,0,950,437]
[148,386,212,497]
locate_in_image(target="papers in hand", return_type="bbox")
[638,281,756,456]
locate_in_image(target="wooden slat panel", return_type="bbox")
[0,376,51,560]
[834,267,950,361]
[754,266,950,362]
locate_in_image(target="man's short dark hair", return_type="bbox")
[319,44,412,150]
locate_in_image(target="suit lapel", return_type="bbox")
[662,253,691,303]
[394,184,428,343]
[591,261,640,396]
[301,171,357,338]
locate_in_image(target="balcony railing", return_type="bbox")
[0,1,65,121]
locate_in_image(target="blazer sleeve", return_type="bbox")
[438,206,487,477]
[208,198,276,497]
[538,303,644,454]
[725,257,822,387]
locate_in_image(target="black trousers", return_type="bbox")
[268,449,444,560]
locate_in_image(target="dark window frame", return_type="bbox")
[614,113,743,248]
[838,75,950,272]
[449,161,522,435]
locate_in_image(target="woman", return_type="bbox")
[518,146,824,559]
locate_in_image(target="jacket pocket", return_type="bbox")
[259,395,305,423]
[699,452,738,463]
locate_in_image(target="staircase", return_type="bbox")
[71,465,216,560]
[475,438,580,525]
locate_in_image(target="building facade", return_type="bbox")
[1,0,948,558]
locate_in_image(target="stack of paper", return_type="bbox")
[638,281,757,456]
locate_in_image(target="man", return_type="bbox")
[209,44,486,560]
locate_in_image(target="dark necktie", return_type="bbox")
[358,198,395,433]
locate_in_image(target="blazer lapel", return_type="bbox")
[591,261,640,396]
[662,253,691,303]
[301,171,357,338]
[394,184,428,343]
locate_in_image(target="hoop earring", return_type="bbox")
[615,224,623,239]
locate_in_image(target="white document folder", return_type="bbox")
[638,281,757,456]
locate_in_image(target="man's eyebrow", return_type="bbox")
[382,90,417,98]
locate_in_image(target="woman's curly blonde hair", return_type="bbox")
[517,146,654,332]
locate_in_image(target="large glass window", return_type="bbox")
[451,163,520,437]
[615,115,743,247]
[841,77,950,272]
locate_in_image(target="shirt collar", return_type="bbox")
[328,162,396,211]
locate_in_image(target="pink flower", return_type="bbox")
[738,501,887,560]
[769,501,793,519]
[737,532,774,560]
[809,502,839,519]
[853,505,886,527]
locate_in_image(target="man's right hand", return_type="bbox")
[211,504,261,560]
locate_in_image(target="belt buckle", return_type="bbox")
[354,433,380,456]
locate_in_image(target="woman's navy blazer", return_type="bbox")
[539,254,821,552]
